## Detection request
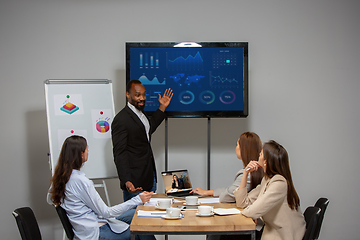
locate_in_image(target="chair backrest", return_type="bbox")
[55,205,74,240]
[12,207,42,240]
[302,206,321,240]
[314,197,329,240]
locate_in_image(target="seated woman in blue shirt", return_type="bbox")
[47,135,154,240]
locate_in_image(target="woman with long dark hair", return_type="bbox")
[191,132,264,202]
[234,140,306,240]
[47,135,153,240]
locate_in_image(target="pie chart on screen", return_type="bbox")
[96,120,110,133]
[219,90,236,104]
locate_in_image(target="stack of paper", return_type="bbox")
[198,198,220,204]
[137,210,167,217]
[213,208,241,216]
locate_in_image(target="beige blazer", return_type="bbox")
[234,175,306,240]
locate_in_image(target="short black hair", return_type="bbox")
[126,79,142,93]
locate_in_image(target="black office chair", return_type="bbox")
[302,206,321,240]
[12,207,42,240]
[54,205,74,240]
[314,197,329,240]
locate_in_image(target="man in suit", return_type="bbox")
[112,80,173,201]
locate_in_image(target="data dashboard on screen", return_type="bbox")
[126,42,248,118]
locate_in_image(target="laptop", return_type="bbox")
[161,169,200,197]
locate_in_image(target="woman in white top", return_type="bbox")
[234,140,306,240]
[47,135,153,240]
[191,132,264,202]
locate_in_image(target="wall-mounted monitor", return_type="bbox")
[126,42,248,118]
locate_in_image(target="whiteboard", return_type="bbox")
[44,79,117,179]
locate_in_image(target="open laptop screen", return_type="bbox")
[161,170,193,194]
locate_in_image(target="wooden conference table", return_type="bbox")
[130,194,256,240]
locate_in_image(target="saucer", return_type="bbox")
[161,215,182,220]
[183,202,200,206]
[196,212,214,217]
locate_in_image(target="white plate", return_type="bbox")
[161,215,182,220]
[183,203,200,206]
[196,212,214,217]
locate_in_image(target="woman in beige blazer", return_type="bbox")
[234,140,306,240]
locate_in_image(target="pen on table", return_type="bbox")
[151,212,166,215]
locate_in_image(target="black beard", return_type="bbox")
[134,102,145,111]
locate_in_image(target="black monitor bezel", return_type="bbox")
[125,42,248,118]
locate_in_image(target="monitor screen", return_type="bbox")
[126,42,248,118]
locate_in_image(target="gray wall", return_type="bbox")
[1,0,359,239]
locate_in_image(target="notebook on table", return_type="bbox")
[161,169,200,197]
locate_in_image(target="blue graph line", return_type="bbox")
[169,52,203,64]
[139,74,165,85]
[211,75,238,85]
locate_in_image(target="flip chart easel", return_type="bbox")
[45,79,117,207]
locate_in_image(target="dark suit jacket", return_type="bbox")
[111,105,166,191]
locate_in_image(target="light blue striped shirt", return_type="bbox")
[47,170,142,240]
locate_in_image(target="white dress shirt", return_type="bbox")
[127,102,150,141]
[47,170,143,240]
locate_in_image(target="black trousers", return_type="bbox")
[217,228,263,240]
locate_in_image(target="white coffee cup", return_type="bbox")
[166,207,181,217]
[198,206,213,215]
[185,196,198,205]
[156,199,172,209]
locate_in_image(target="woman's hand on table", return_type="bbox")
[190,188,213,196]
[139,191,153,204]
